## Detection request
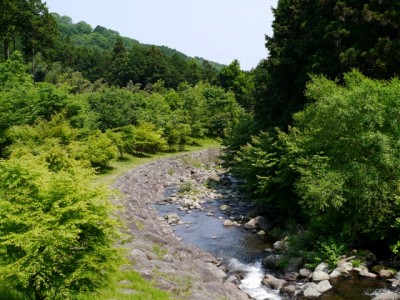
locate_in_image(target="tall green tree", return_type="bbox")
[234,70,400,248]
[256,0,400,128]
[218,60,255,111]
[0,155,123,300]
[0,0,57,63]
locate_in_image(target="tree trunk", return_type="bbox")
[35,290,45,300]
[3,37,9,60]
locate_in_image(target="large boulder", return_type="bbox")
[315,280,332,293]
[312,270,330,281]
[303,287,321,298]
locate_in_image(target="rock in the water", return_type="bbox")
[316,280,332,293]
[223,220,235,226]
[372,291,400,300]
[262,274,287,290]
[164,213,181,224]
[312,270,330,281]
[219,204,231,212]
[243,216,270,230]
[303,287,321,298]
[359,269,377,278]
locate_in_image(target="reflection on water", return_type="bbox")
[155,201,271,263]
[320,277,394,300]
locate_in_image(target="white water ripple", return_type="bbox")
[229,258,282,300]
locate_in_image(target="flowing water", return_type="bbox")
[155,193,395,299]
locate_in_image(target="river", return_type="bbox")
[155,186,395,300]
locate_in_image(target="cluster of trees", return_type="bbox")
[225,1,400,256]
[0,1,255,297]
[40,14,225,89]
[0,33,245,300]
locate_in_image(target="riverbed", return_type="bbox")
[114,149,398,299]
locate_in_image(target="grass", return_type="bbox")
[95,137,220,186]
[76,269,171,300]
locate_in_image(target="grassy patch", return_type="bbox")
[76,269,171,300]
[96,138,220,186]
[153,243,168,259]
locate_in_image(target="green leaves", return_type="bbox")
[0,156,123,299]
[228,70,400,248]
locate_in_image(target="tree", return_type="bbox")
[87,87,138,130]
[237,70,400,248]
[0,0,58,63]
[255,0,400,129]
[218,60,255,111]
[0,155,123,299]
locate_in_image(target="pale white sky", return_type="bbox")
[44,0,278,70]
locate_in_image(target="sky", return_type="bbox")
[44,0,278,70]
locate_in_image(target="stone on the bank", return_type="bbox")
[359,269,377,278]
[316,280,332,293]
[302,282,317,290]
[312,270,330,281]
[340,262,353,272]
[303,287,321,298]
[395,271,400,280]
[380,269,395,278]
[223,220,235,226]
[244,216,270,230]
[372,291,400,300]
[284,272,299,281]
[390,279,400,287]
[281,285,296,295]
[257,230,266,236]
[329,269,341,278]
[299,268,312,278]
[273,240,289,251]
[315,262,329,272]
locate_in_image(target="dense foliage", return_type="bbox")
[0,155,123,300]
[229,71,400,249]
[223,0,400,258]
[0,1,251,297]
[255,0,400,128]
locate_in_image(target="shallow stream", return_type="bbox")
[155,190,395,299]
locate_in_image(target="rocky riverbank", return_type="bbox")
[113,149,400,300]
[112,149,250,299]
